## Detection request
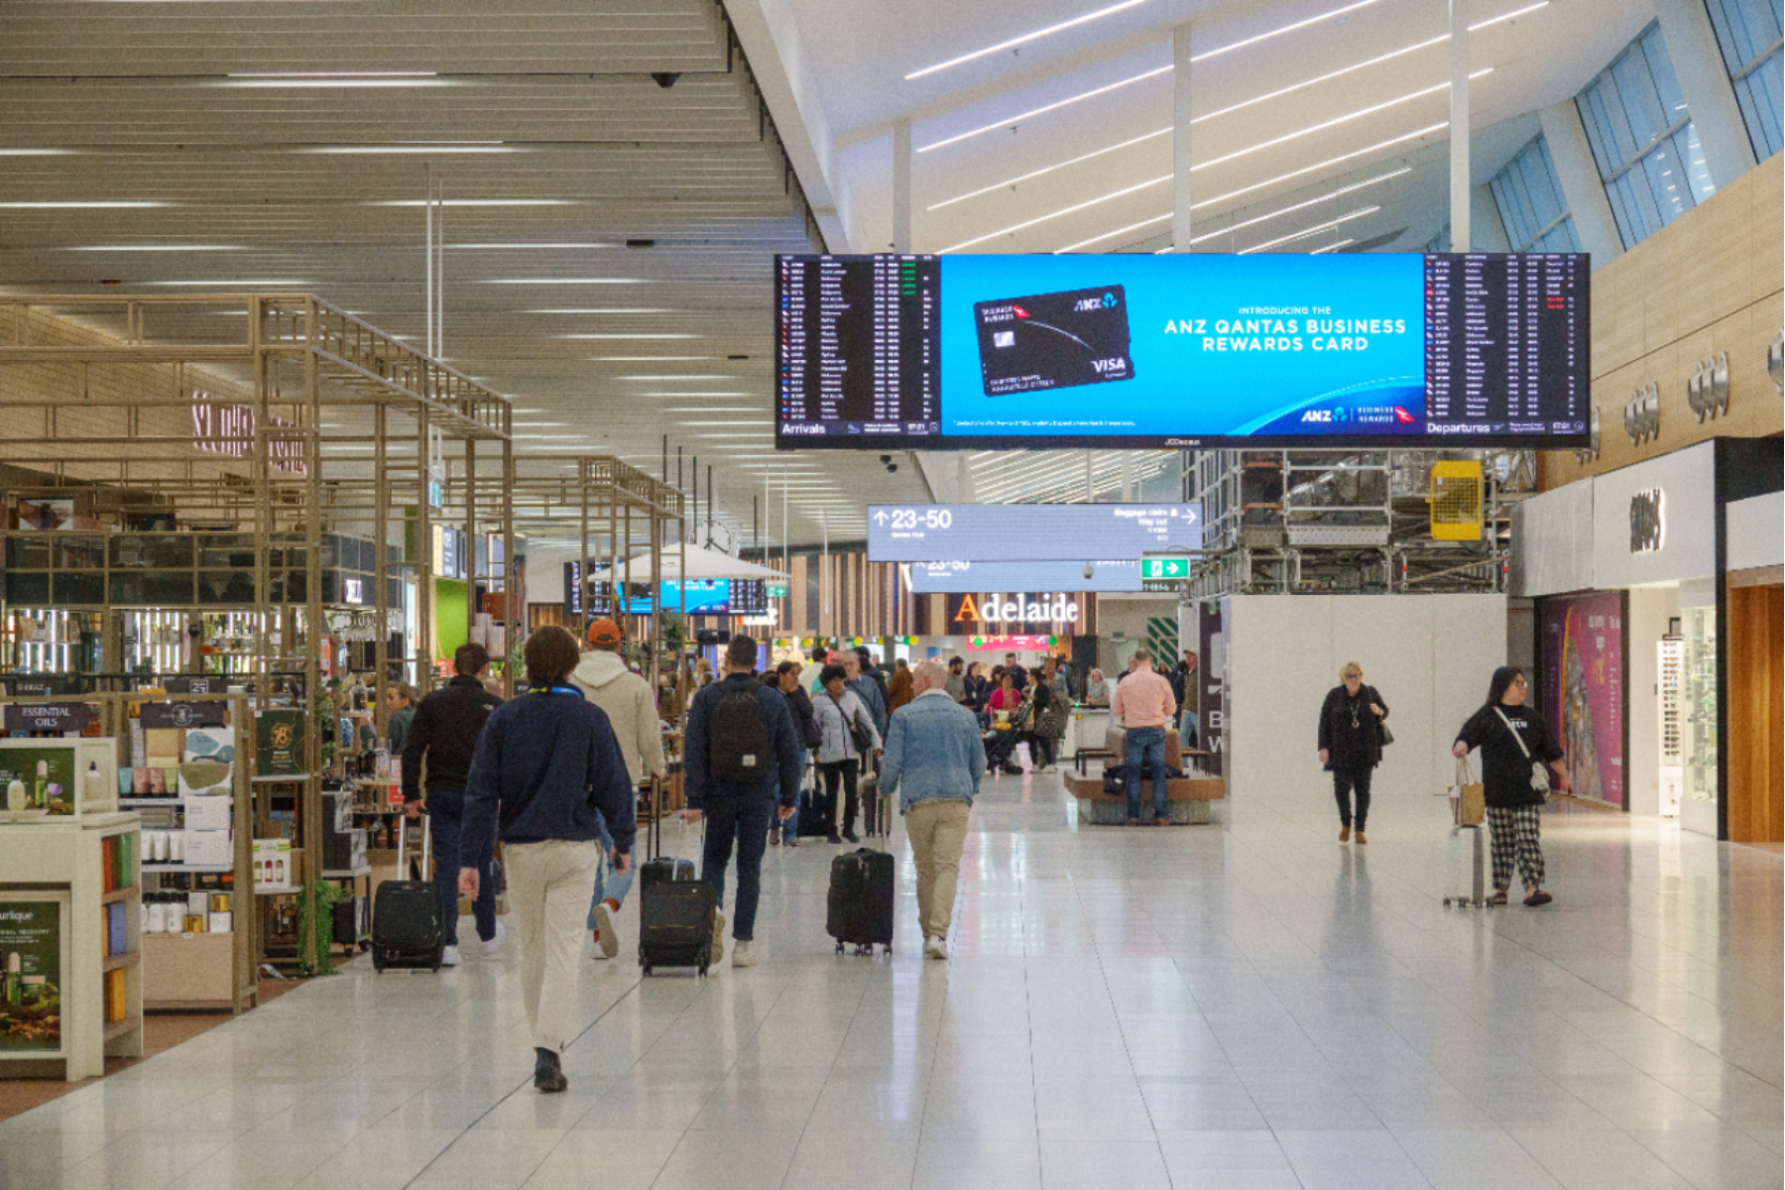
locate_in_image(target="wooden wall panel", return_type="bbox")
[1727,582,1783,845]
[1538,154,1784,491]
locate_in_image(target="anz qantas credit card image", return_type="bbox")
[973,285,1134,396]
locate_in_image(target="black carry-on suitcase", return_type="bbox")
[797,754,835,839]
[372,880,444,971]
[638,852,716,975]
[828,848,895,956]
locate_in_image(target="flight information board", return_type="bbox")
[869,504,1201,563]
[775,252,1589,449]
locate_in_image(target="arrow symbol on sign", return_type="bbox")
[872,511,889,525]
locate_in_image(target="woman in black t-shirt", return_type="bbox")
[1453,666,1571,907]
[1317,662,1389,844]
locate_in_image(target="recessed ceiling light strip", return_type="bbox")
[918,67,1170,153]
[1309,239,1356,253]
[1237,206,1380,253]
[928,129,1171,211]
[905,0,1154,80]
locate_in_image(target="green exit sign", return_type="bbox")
[767,583,788,598]
[1140,556,1190,580]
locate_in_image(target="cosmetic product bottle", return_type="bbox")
[32,760,47,810]
[5,777,24,812]
[4,953,19,1006]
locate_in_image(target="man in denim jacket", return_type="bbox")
[878,659,985,960]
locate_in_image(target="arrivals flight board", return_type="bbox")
[776,252,1589,449]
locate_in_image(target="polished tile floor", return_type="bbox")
[3,767,1779,1190]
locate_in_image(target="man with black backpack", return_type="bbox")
[683,634,802,969]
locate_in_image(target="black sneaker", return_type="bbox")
[843,830,859,843]
[534,1050,567,1094]
[827,833,843,844]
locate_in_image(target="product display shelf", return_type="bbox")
[0,811,141,1081]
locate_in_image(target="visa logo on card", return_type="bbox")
[974,285,1134,397]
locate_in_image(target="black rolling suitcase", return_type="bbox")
[372,880,444,971]
[638,856,716,975]
[797,756,835,839]
[827,848,895,956]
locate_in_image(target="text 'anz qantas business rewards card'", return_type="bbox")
[974,285,1134,397]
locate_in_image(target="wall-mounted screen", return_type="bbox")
[868,503,1201,563]
[906,559,1144,594]
[776,252,1589,449]
[565,567,737,617]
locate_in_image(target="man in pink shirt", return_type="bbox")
[1110,648,1179,825]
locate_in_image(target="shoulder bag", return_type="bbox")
[1372,689,1394,746]
[1492,707,1550,795]
[827,690,875,757]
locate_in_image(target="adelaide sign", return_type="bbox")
[948,592,1081,629]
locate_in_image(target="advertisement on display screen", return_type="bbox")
[0,898,63,1052]
[777,252,1588,449]
[1541,591,1625,807]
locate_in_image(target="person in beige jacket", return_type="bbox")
[571,619,667,957]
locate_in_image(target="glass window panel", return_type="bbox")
[53,573,105,605]
[1735,45,1785,159]
[1641,25,1691,128]
[1643,136,1692,224]
[197,535,256,569]
[5,536,49,570]
[6,573,50,603]
[198,571,257,605]
[1491,176,1525,246]
[1523,143,1566,226]
[1678,123,1718,200]
[109,534,193,569]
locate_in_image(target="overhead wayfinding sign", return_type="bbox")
[907,559,1142,594]
[868,503,1201,563]
[1139,555,1191,580]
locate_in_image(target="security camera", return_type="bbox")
[878,454,892,464]
[1082,562,1094,580]
[650,72,681,89]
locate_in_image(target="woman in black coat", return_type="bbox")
[1452,665,1571,906]
[1317,661,1388,844]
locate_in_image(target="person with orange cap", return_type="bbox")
[570,618,666,958]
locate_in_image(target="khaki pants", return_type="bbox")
[505,839,599,1052]
[904,798,971,941]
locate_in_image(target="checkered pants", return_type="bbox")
[1485,805,1545,891]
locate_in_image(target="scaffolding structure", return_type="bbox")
[1185,448,1536,601]
[0,293,521,969]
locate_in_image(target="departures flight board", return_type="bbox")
[775,252,1589,449]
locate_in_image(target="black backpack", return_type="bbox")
[708,682,772,783]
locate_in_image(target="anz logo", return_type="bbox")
[1302,410,1333,423]
[1074,291,1119,312]
[1091,358,1128,374]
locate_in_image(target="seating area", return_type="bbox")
[1064,725,1225,824]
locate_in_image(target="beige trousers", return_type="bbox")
[904,798,971,941]
[505,839,599,1052]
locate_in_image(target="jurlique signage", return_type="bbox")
[1630,488,1664,554]
[949,592,1080,627]
[191,391,307,475]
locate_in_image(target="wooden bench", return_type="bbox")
[1064,726,1225,825]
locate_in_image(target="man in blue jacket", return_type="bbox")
[461,626,635,1093]
[683,634,801,970]
[879,659,984,961]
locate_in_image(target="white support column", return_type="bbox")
[1538,100,1625,267]
[1654,0,1756,190]
[892,118,912,254]
[1173,24,1194,251]
[1449,0,1471,250]
[1471,183,1512,251]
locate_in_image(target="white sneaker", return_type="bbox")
[731,941,758,968]
[591,901,619,959]
[481,921,506,958]
[440,945,461,968]
[924,936,948,960]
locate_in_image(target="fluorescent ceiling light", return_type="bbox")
[299,144,513,154]
[919,67,1170,153]
[560,333,699,340]
[677,421,769,426]
[906,0,1152,80]
[530,308,672,315]
[457,244,615,251]
[230,71,438,78]
[591,356,719,361]
[66,244,240,251]
[1066,166,1407,253]
[224,72,452,88]
[635,391,753,398]
[929,129,1170,211]
[939,173,1171,253]
[613,374,737,381]
[664,407,760,413]
[486,278,646,284]
[917,0,1385,152]
[0,201,168,209]
[378,199,570,208]
[147,279,308,286]
[695,432,774,438]
[1310,239,1356,254]
[1239,206,1380,253]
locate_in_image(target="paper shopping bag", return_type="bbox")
[1449,757,1485,826]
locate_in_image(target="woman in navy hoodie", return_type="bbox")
[461,626,636,1093]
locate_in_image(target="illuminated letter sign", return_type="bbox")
[948,592,1080,628]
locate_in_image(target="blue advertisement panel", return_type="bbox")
[939,253,1424,441]
[775,252,1589,449]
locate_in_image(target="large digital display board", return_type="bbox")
[868,504,1201,563]
[565,569,740,617]
[776,252,1588,449]
[906,559,1144,594]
